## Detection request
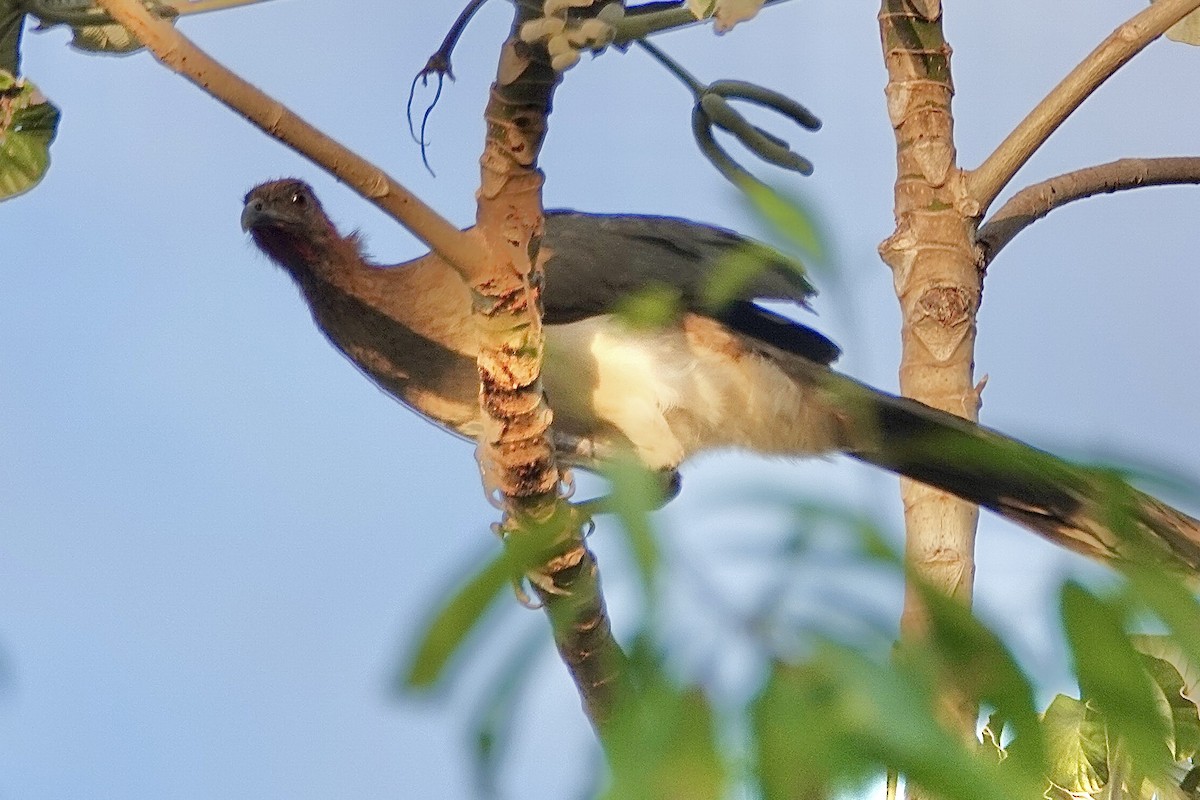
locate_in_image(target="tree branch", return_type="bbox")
[532,540,631,731]
[878,0,981,758]
[474,0,633,729]
[978,157,1200,264]
[967,0,1200,213]
[91,0,488,276]
[161,0,274,16]
[98,0,631,730]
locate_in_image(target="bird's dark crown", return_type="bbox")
[241,179,331,235]
[242,178,352,279]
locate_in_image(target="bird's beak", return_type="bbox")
[240,201,267,233]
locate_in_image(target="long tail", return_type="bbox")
[815,369,1200,572]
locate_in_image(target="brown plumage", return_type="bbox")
[241,178,1200,572]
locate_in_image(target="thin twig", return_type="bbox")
[978,156,1200,264]
[414,0,488,84]
[407,0,490,173]
[967,0,1200,213]
[637,38,706,96]
[92,0,487,276]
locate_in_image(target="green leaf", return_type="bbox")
[1077,455,1200,506]
[23,1,274,56]
[911,583,1046,780]
[604,679,727,800]
[614,282,682,329]
[0,72,60,200]
[23,0,115,28]
[23,0,162,54]
[601,456,664,604]
[752,646,1036,800]
[1041,694,1109,797]
[753,659,869,800]
[1123,564,1200,681]
[741,181,825,259]
[701,241,811,311]
[1133,636,1200,761]
[1060,581,1173,777]
[469,625,546,799]
[67,22,151,54]
[401,548,515,691]
[0,1,22,76]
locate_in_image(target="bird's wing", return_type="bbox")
[541,211,840,365]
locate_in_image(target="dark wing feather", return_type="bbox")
[541,211,840,365]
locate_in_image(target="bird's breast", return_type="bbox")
[543,313,841,470]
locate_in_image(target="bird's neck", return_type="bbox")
[258,225,474,351]
[254,227,369,290]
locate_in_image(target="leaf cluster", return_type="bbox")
[402,459,1200,800]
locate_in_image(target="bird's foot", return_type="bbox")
[575,468,682,518]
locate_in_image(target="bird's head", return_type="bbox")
[242,179,342,275]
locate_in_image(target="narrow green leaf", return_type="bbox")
[604,680,727,800]
[701,242,811,310]
[614,282,682,329]
[741,181,825,259]
[469,625,546,799]
[912,583,1047,778]
[0,72,60,201]
[752,646,1037,800]
[1076,455,1200,506]
[602,456,664,603]
[1060,581,1173,777]
[402,549,515,691]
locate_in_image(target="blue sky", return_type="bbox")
[3,1,1199,797]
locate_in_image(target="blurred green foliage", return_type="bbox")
[401,455,1200,800]
[398,192,1200,800]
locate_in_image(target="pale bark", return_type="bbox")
[473,0,632,728]
[92,0,487,275]
[978,157,1200,264]
[967,0,1200,213]
[877,0,980,740]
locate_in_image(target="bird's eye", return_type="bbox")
[290,192,307,206]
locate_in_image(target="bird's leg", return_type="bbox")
[574,468,682,518]
[553,430,682,515]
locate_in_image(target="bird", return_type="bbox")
[241,178,1200,571]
